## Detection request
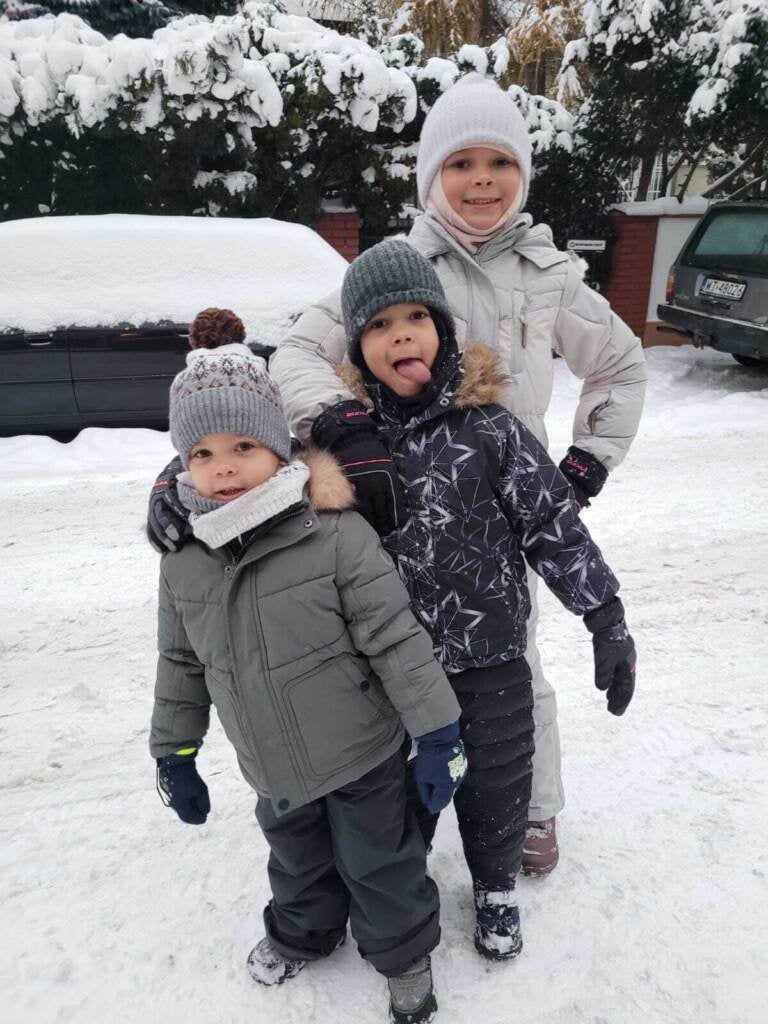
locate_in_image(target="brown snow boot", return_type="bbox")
[521,817,559,876]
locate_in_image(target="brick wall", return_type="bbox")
[315,210,360,261]
[604,213,659,339]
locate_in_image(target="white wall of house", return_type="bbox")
[647,216,702,320]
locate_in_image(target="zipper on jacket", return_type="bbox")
[248,561,308,804]
[220,567,268,786]
[219,505,313,807]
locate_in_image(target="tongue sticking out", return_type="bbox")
[394,358,432,384]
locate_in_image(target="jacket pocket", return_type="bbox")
[498,291,526,377]
[284,653,399,780]
[588,393,612,432]
[339,654,393,718]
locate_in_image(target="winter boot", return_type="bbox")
[388,955,437,1024]
[246,937,307,986]
[473,882,523,961]
[521,817,559,877]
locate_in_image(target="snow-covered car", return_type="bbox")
[657,200,768,368]
[0,214,346,434]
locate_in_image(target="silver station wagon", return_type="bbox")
[658,200,768,368]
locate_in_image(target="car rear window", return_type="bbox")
[683,207,768,276]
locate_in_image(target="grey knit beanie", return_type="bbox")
[416,74,533,211]
[341,239,455,365]
[169,324,290,467]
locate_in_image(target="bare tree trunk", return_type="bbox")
[674,144,708,200]
[479,0,497,44]
[700,138,766,197]
[728,170,768,201]
[659,147,669,197]
[660,150,688,193]
[635,150,656,202]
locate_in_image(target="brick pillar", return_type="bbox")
[315,208,360,261]
[604,212,659,340]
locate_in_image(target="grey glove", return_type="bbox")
[146,455,191,553]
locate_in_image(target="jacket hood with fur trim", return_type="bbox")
[299,448,356,513]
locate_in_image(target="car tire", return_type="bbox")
[732,353,768,369]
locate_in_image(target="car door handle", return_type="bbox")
[27,339,52,347]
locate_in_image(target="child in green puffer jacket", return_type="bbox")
[149,307,466,1024]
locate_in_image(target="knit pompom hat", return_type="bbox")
[416,73,533,211]
[341,239,455,366]
[169,308,290,467]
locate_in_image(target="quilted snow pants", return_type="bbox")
[407,657,535,888]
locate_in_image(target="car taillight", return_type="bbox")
[666,266,677,304]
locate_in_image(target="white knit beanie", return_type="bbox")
[416,74,533,211]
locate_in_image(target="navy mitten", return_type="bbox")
[157,750,210,825]
[413,721,468,814]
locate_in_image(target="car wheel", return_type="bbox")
[732,354,768,369]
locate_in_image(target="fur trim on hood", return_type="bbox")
[298,448,356,512]
[334,342,509,411]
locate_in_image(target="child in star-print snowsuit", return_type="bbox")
[320,238,637,962]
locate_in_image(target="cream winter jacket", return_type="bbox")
[271,213,648,469]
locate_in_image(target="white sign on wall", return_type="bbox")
[567,239,607,252]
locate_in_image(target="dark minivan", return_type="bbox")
[0,324,189,434]
[658,200,768,368]
[0,213,346,435]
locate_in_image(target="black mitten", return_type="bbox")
[311,401,408,536]
[559,446,609,509]
[146,455,192,553]
[156,752,210,825]
[584,597,636,716]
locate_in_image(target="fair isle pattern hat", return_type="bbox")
[416,73,533,211]
[341,239,456,366]
[169,341,291,468]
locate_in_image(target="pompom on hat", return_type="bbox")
[169,308,291,468]
[415,73,533,212]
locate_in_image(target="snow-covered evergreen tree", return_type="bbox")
[0,2,581,253]
[0,0,239,38]
[560,0,768,200]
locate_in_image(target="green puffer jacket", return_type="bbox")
[150,451,460,815]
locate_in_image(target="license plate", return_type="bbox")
[700,277,746,300]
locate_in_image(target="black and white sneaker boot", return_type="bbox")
[388,955,437,1023]
[246,937,307,986]
[473,882,523,961]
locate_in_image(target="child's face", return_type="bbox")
[360,303,440,398]
[441,146,521,229]
[188,433,281,500]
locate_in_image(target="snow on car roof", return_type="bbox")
[0,214,347,342]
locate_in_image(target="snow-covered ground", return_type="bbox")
[2,345,767,1024]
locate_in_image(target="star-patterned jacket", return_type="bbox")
[336,343,620,674]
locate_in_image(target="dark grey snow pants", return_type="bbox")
[407,658,535,888]
[255,746,440,978]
